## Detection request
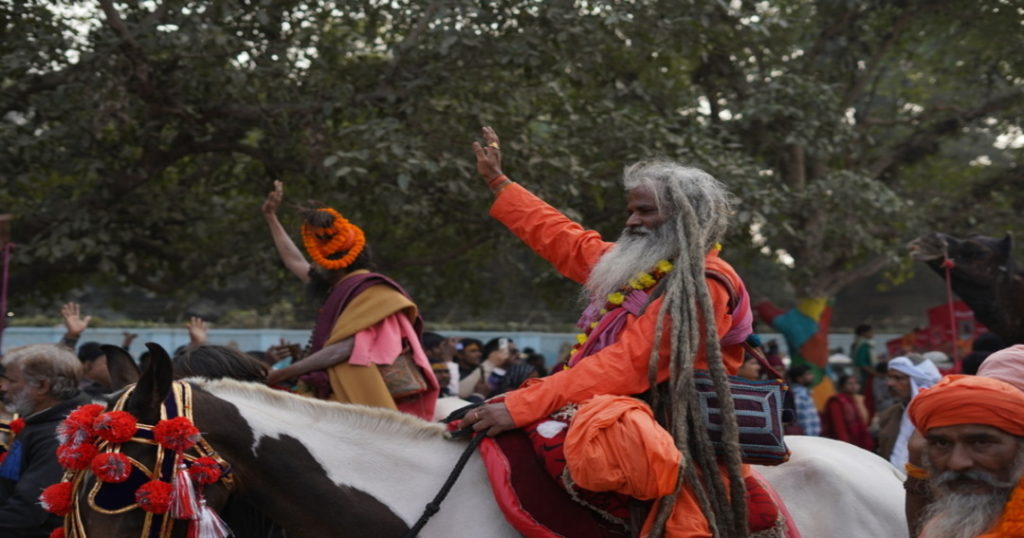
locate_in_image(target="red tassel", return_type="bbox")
[188,496,230,538]
[91,452,132,483]
[153,417,200,452]
[135,480,174,514]
[39,482,74,516]
[170,457,199,520]
[93,411,138,443]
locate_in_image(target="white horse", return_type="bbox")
[79,375,908,537]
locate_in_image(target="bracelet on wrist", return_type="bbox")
[487,174,509,189]
[492,180,512,195]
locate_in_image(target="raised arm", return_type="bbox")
[58,302,91,350]
[472,127,611,283]
[185,316,208,347]
[262,180,312,282]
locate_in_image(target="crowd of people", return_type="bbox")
[0,125,1022,537]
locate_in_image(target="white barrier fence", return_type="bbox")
[1,327,902,369]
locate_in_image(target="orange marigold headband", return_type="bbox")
[301,207,366,270]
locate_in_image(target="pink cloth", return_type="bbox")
[352,313,439,420]
[977,345,1024,392]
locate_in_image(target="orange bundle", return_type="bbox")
[301,208,366,270]
[564,395,680,500]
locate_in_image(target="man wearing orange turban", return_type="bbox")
[909,375,1024,538]
[260,181,438,420]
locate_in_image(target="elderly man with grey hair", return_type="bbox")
[0,344,90,537]
[463,128,755,537]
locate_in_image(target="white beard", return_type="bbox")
[920,452,1024,538]
[582,221,678,305]
[919,491,1009,538]
[3,386,36,416]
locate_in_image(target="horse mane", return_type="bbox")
[189,377,448,441]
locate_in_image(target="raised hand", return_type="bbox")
[60,302,91,337]
[261,180,284,216]
[185,316,209,346]
[471,126,503,183]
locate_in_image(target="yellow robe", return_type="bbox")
[322,270,419,409]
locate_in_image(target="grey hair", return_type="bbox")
[622,160,735,252]
[630,161,746,537]
[2,344,82,400]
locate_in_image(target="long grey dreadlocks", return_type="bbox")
[623,161,747,538]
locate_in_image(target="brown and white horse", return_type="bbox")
[75,347,908,537]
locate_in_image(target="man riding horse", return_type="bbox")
[262,183,439,420]
[462,127,754,537]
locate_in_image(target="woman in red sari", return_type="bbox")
[822,374,875,450]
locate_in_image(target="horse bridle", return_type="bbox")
[63,382,235,538]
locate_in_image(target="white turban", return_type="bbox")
[888,357,942,469]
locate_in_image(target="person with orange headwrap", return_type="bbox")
[261,181,438,420]
[909,375,1024,538]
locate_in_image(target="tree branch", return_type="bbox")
[811,255,893,297]
[868,89,1024,179]
[839,6,923,110]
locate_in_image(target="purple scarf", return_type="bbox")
[308,272,423,353]
[568,271,753,367]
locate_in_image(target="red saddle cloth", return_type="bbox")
[478,422,798,537]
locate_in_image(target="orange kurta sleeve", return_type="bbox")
[490,181,612,284]
[504,278,742,427]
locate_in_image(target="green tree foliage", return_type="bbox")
[1,0,1021,322]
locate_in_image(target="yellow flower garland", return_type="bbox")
[569,260,673,359]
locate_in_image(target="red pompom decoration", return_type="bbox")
[91,452,132,483]
[153,417,200,452]
[93,411,138,443]
[57,443,98,471]
[10,417,25,435]
[50,528,65,538]
[187,457,223,485]
[39,482,74,516]
[58,404,105,445]
[136,480,174,514]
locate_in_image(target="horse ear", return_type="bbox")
[101,344,140,390]
[1000,232,1016,272]
[124,343,173,422]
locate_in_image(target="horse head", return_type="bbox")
[69,344,416,537]
[69,343,234,537]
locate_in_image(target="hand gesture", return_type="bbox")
[471,126,503,183]
[185,316,209,346]
[121,331,139,348]
[60,302,91,337]
[266,338,294,362]
[261,180,284,216]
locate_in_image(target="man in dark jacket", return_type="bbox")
[0,344,90,538]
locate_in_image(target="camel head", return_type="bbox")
[908,232,1015,284]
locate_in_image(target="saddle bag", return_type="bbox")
[694,368,790,466]
[693,341,791,465]
[379,342,429,400]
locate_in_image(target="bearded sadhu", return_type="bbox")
[909,375,1024,538]
[461,127,757,537]
[261,181,438,420]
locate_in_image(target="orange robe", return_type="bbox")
[491,182,748,537]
